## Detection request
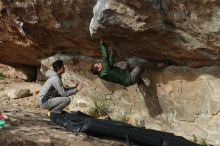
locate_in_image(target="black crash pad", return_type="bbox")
[50,111,201,146]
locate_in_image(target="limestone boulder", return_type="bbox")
[1,0,220,67]
[39,55,220,145]
[0,92,10,102]
[150,66,220,145]
[6,89,30,99]
[90,0,220,67]
[0,64,36,81]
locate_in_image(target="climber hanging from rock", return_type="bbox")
[90,39,169,87]
[37,60,83,116]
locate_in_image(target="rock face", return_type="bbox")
[0,0,98,66]
[151,66,220,145]
[90,0,220,66]
[39,55,219,146]
[1,0,220,67]
[6,89,30,99]
[1,0,220,145]
[0,63,36,81]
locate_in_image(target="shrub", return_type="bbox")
[115,114,129,123]
[0,73,6,80]
[87,97,110,118]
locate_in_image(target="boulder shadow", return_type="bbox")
[138,78,163,118]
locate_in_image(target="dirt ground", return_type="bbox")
[0,78,127,146]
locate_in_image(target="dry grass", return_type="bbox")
[87,97,110,118]
[115,114,128,123]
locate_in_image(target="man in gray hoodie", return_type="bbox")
[37,60,82,115]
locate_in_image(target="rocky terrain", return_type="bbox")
[1,0,220,146]
[0,76,129,146]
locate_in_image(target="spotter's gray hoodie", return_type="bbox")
[37,70,77,105]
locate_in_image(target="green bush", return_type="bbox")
[192,135,197,143]
[192,135,209,146]
[0,73,6,80]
